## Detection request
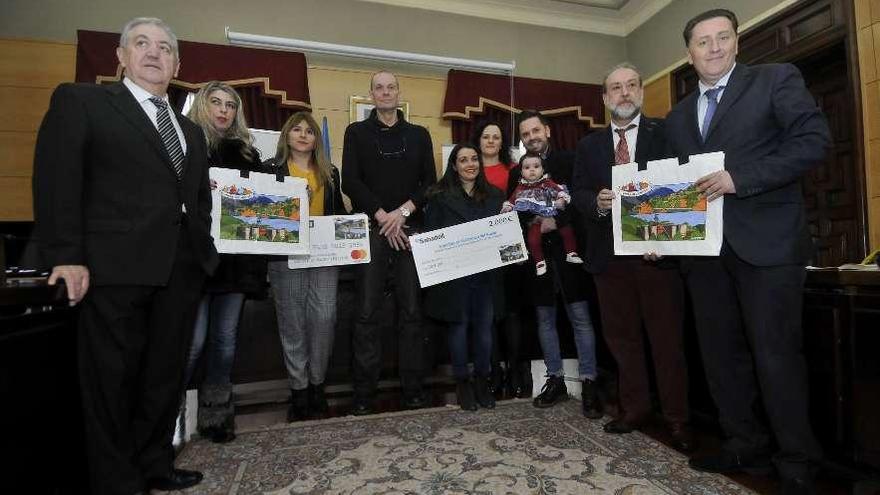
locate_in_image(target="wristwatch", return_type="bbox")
[399,206,411,218]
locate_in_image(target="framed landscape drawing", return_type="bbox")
[349,95,410,123]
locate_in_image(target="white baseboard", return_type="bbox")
[530,359,586,398]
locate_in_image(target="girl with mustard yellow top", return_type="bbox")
[263,111,346,421]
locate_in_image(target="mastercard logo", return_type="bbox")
[350,249,368,260]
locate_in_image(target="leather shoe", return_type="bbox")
[147,468,203,491]
[688,451,774,476]
[667,422,697,453]
[603,416,647,434]
[351,399,375,416]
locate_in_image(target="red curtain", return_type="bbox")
[75,30,311,130]
[443,69,606,151]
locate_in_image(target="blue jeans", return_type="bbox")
[535,300,597,380]
[447,284,494,380]
[184,292,246,386]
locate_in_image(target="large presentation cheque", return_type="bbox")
[287,214,371,269]
[409,212,527,288]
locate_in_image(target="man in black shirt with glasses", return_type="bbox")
[342,70,437,415]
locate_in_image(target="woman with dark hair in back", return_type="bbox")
[472,120,531,399]
[263,111,346,422]
[472,120,513,192]
[184,81,266,443]
[423,143,505,410]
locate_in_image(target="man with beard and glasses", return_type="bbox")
[509,110,602,420]
[571,63,694,452]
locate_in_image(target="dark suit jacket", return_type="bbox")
[571,117,668,274]
[33,82,219,286]
[507,149,590,306]
[664,63,830,266]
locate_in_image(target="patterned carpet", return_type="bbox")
[171,399,754,494]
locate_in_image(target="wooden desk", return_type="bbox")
[1,278,86,494]
[803,269,880,470]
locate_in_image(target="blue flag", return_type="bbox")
[322,116,331,162]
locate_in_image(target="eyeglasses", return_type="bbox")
[376,137,407,159]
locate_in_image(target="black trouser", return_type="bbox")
[683,246,821,478]
[78,234,205,495]
[490,263,527,370]
[352,230,425,399]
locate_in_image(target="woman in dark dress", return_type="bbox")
[183,81,266,443]
[423,143,504,410]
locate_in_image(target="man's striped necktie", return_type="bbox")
[149,97,184,178]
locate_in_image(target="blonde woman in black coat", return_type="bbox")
[184,81,265,443]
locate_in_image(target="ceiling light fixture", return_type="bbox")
[226,28,515,74]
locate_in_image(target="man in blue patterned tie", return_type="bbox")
[664,9,830,494]
[33,17,218,495]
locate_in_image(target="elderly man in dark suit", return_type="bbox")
[664,9,830,494]
[33,17,218,495]
[571,63,693,452]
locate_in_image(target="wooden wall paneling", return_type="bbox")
[872,197,880,248]
[0,131,36,176]
[856,0,872,29]
[0,86,54,132]
[788,1,837,44]
[868,81,880,141]
[0,176,32,221]
[870,140,880,197]
[857,25,877,82]
[873,24,880,75]
[0,40,75,88]
[0,39,75,222]
[738,28,781,63]
[642,73,672,118]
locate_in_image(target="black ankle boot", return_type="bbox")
[517,362,533,399]
[489,365,505,399]
[533,375,568,408]
[456,379,477,411]
[581,378,603,419]
[287,388,309,422]
[309,383,328,417]
[473,375,496,409]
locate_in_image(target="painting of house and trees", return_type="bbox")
[618,181,707,242]
[219,183,301,243]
